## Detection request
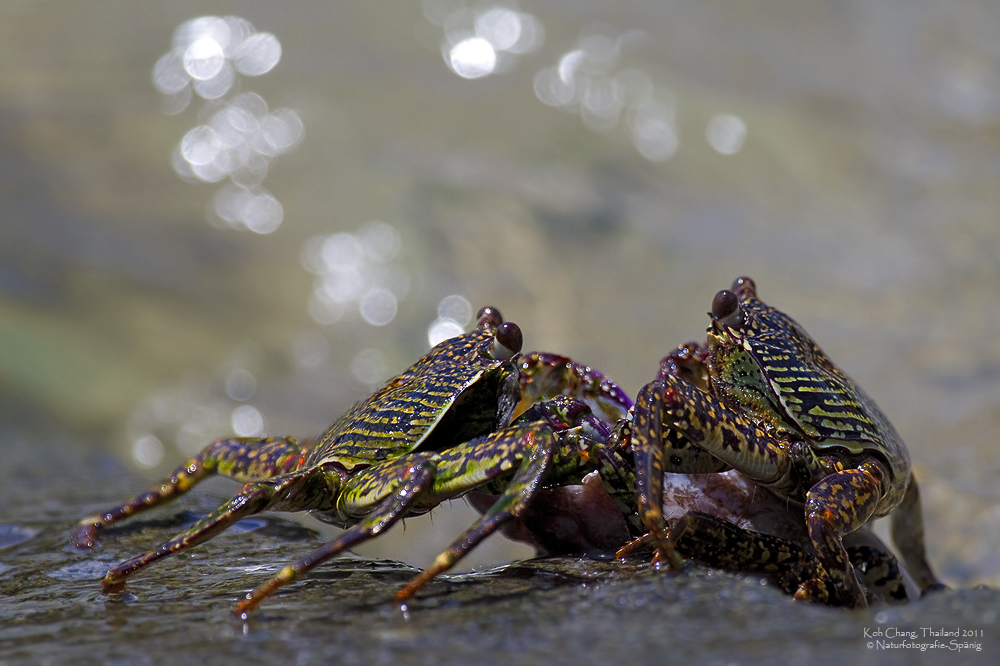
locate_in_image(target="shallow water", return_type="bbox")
[1,1,999,664]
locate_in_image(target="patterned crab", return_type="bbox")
[484,353,925,605]
[73,307,632,616]
[616,277,941,607]
[73,278,942,612]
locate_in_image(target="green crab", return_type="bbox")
[477,350,918,605]
[484,363,919,605]
[72,307,631,616]
[622,277,940,607]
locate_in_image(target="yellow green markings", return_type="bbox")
[627,277,940,608]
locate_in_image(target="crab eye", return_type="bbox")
[476,306,503,329]
[731,276,757,299]
[491,321,522,360]
[712,289,744,327]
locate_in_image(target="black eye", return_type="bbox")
[476,306,503,329]
[491,322,522,360]
[712,289,744,327]
[731,276,757,299]
[712,290,738,319]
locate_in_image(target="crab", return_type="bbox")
[620,276,941,607]
[72,307,633,616]
[477,350,916,605]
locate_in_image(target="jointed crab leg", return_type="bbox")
[627,377,794,565]
[889,477,943,594]
[72,436,308,549]
[102,467,329,593]
[233,458,440,616]
[394,431,554,601]
[234,419,564,615]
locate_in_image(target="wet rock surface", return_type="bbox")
[0,416,995,666]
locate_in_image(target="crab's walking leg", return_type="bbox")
[232,457,440,616]
[234,425,561,615]
[623,379,755,565]
[72,436,308,549]
[670,511,833,603]
[394,430,555,601]
[102,466,333,593]
[804,463,884,608]
[889,475,946,595]
[235,400,613,614]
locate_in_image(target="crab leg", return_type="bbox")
[627,377,792,565]
[232,457,440,616]
[72,436,308,549]
[102,465,335,593]
[804,464,884,606]
[236,399,620,614]
[394,430,554,601]
[670,511,831,600]
[889,475,946,595]
[232,425,559,615]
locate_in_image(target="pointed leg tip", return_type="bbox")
[231,592,259,618]
[102,577,126,594]
[395,578,423,602]
[231,607,252,620]
[651,546,683,570]
[71,524,98,550]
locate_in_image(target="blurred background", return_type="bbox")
[1,1,998,588]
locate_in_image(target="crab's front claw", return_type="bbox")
[518,351,634,424]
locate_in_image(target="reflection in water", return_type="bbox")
[706,113,747,155]
[155,16,302,234]
[132,434,165,469]
[0,525,40,550]
[231,404,265,437]
[301,222,408,328]
[47,560,115,582]
[534,28,680,162]
[427,294,473,346]
[351,348,389,388]
[424,1,543,79]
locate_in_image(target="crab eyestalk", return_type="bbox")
[490,321,522,361]
[711,289,743,328]
[476,305,504,329]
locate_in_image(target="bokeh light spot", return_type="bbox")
[231,405,265,436]
[428,319,465,347]
[706,113,747,155]
[359,288,398,326]
[351,349,388,386]
[449,37,497,79]
[184,36,226,80]
[225,368,256,401]
[437,294,472,325]
[133,435,165,469]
